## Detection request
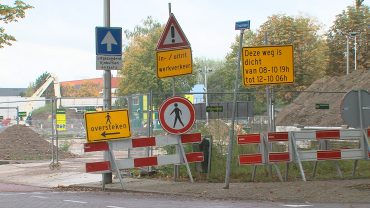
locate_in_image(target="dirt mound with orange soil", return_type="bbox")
[0,125,76,160]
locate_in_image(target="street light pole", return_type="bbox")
[346,35,349,75]
[349,32,358,71]
[204,66,211,124]
[354,35,357,71]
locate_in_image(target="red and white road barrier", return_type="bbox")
[291,129,370,181]
[237,132,292,165]
[267,132,292,163]
[237,129,370,182]
[84,133,204,173]
[292,129,366,161]
[366,128,370,159]
[237,133,265,165]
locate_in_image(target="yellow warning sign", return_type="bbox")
[156,48,192,78]
[85,109,131,143]
[242,45,294,86]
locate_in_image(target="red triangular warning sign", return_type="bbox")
[156,13,190,50]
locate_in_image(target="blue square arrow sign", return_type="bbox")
[96,27,122,55]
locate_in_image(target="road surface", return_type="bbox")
[0,183,369,208]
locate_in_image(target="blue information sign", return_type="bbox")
[235,20,250,30]
[96,27,122,55]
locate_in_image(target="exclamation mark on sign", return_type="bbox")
[171,26,175,43]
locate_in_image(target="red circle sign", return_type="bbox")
[159,96,195,135]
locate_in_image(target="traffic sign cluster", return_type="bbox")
[156,14,193,78]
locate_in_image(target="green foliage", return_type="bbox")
[326,4,370,76]
[118,17,197,105]
[0,0,33,48]
[31,103,52,116]
[207,15,328,114]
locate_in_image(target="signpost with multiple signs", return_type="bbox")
[242,45,294,86]
[95,27,122,70]
[156,13,192,78]
[85,109,131,143]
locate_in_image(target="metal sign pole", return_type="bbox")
[55,98,59,167]
[51,98,55,168]
[16,106,19,125]
[108,141,124,190]
[224,28,244,189]
[168,2,180,181]
[103,0,113,184]
[177,136,194,183]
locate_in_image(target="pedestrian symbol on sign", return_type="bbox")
[159,96,196,135]
[170,103,184,128]
[106,112,111,124]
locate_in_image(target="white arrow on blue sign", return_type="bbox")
[96,27,122,55]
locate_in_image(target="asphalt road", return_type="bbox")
[0,183,369,208]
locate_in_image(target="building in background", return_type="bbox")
[60,77,121,97]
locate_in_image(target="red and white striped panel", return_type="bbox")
[86,152,204,172]
[267,132,291,163]
[237,134,264,165]
[237,134,262,144]
[239,154,263,165]
[293,129,366,162]
[84,133,204,173]
[293,129,363,141]
[297,148,364,162]
[268,132,289,142]
[84,133,202,152]
[367,129,370,158]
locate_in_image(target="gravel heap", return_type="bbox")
[276,70,370,127]
[0,125,76,160]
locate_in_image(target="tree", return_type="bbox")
[255,15,328,89]
[118,17,197,103]
[210,15,328,113]
[326,4,370,76]
[0,0,33,48]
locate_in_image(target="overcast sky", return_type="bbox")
[0,0,358,88]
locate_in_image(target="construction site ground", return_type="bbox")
[0,125,369,204]
[0,71,369,204]
[0,159,369,204]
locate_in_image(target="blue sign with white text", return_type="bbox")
[96,27,122,55]
[235,20,250,30]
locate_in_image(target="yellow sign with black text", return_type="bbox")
[242,45,294,86]
[84,109,131,143]
[56,109,66,131]
[156,48,192,78]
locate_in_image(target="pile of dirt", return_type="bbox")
[276,70,370,127]
[0,125,76,160]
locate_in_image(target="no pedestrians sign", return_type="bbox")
[159,96,195,135]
